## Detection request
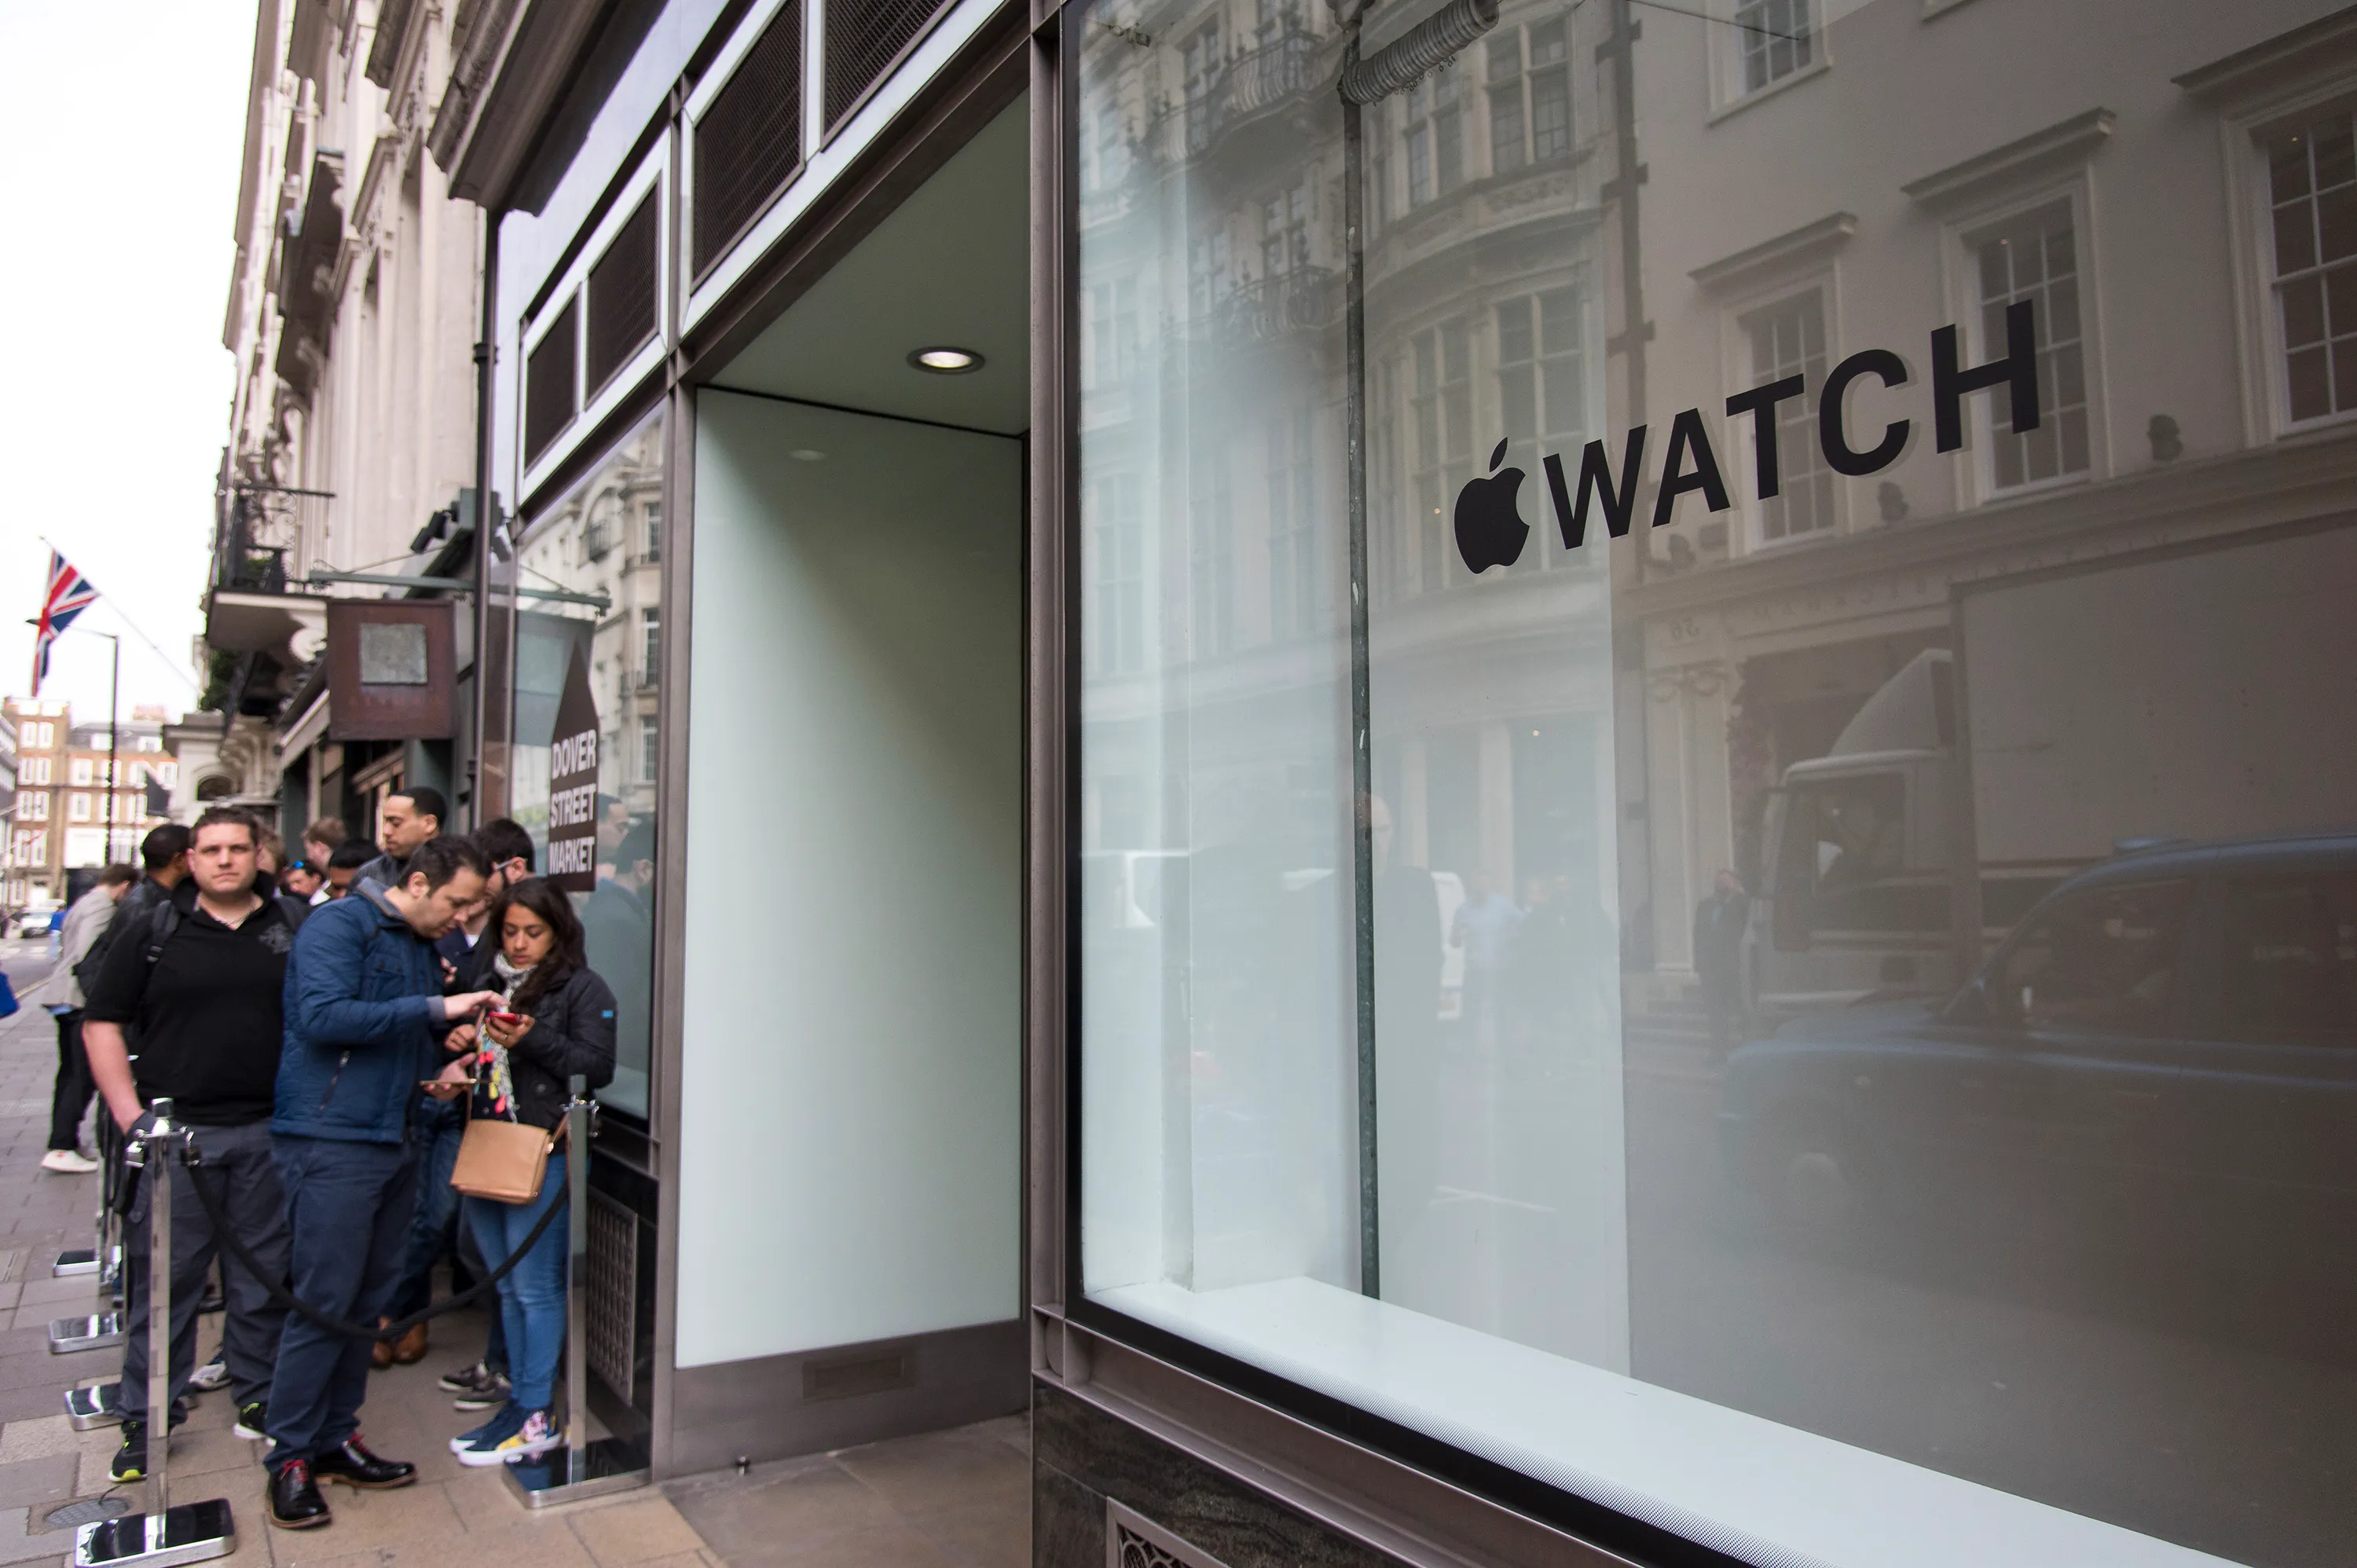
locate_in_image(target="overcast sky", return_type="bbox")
[0,2,255,729]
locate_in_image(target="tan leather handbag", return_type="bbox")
[449,1102,562,1203]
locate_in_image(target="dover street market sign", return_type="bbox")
[546,645,600,893]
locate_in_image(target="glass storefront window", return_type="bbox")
[508,409,665,1117]
[1076,0,2357,1563]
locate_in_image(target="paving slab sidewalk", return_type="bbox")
[0,940,1029,1568]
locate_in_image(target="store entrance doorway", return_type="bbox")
[671,99,1030,1473]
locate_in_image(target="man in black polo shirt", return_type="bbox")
[84,807,295,1485]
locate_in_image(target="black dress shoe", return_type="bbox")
[267,1460,332,1530]
[310,1436,416,1489]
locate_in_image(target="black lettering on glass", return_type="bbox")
[1819,349,1912,477]
[1932,299,2041,453]
[1547,426,1649,548]
[1651,408,1732,529]
[1723,374,1806,500]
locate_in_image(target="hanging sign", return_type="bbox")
[545,645,600,892]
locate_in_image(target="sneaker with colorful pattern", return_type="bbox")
[454,1405,561,1467]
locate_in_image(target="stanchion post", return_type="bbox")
[565,1075,588,1486]
[74,1101,234,1568]
[504,1078,644,1508]
[141,1111,171,1552]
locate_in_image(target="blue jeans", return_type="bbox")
[464,1180,567,1411]
[264,1137,416,1468]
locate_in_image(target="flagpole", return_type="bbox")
[104,634,119,864]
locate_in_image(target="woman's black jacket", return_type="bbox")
[474,966,618,1131]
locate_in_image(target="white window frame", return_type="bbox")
[516,136,674,510]
[2221,83,2357,441]
[1707,0,1828,123]
[1718,268,1846,553]
[1936,173,2108,508]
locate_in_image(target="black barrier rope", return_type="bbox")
[181,1157,570,1341]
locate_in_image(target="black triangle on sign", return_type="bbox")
[545,645,601,893]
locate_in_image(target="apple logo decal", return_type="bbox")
[1453,438,1530,573]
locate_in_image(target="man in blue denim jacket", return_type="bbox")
[262,836,499,1532]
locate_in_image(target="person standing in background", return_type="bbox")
[1693,869,1751,1054]
[35,863,136,1173]
[301,819,349,897]
[354,788,446,895]
[323,839,374,900]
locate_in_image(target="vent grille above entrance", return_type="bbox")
[693,0,804,282]
[523,297,578,467]
[824,0,951,130]
[587,195,659,396]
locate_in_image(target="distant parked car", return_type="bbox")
[13,907,60,940]
[1720,831,2357,1261]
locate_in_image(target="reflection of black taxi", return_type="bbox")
[1719,832,2357,1251]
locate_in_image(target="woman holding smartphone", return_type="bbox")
[424,877,614,1464]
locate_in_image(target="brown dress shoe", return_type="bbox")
[390,1321,429,1365]
[370,1318,394,1370]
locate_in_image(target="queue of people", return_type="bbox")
[35,790,614,1533]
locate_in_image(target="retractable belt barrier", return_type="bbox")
[179,1146,570,1343]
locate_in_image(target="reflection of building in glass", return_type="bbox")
[1618,0,2357,1040]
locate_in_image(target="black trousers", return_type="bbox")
[48,1010,93,1152]
[121,1119,290,1419]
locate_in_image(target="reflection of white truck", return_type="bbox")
[1756,521,2357,1013]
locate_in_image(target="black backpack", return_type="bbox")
[74,896,184,993]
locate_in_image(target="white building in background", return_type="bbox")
[207,0,486,841]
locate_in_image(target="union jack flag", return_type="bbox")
[30,549,97,696]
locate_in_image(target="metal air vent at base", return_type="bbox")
[584,1191,639,1402]
[1106,1500,1231,1568]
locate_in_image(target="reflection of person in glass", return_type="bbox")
[1450,874,1522,1046]
[1692,870,1750,1053]
[583,822,654,1090]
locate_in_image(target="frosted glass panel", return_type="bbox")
[678,390,1022,1366]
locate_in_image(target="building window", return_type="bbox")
[27,834,43,867]
[641,500,663,559]
[1181,23,1221,109]
[1268,411,1318,637]
[23,793,46,822]
[1189,229,1232,316]
[68,793,88,822]
[1970,202,2088,489]
[1742,289,1835,540]
[69,758,90,786]
[1529,18,1572,160]
[1402,67,1465,207]
[1084,276,1140,390]
[1082,99,1129,196]
[2266,111,2357,425]
[1486,33,1526,174]
[1736,0,1814,95]
[1261,184,1310,278]
[20,757,46,786]
[1410,320,1474,591]
[1496,286,1585,469]
[1089,472,1145,675]
[640,715,660,782]
[641,609,661,684]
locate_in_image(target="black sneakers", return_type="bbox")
[108,1423,147,1486]
[232,1401,268,1442]
[267,1460,330,1530]
[439,1361,512,1411]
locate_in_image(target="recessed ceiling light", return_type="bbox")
[790,449,826,461]
[909,346,984,374]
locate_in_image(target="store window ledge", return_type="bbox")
[1093,1278,2232,1568]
